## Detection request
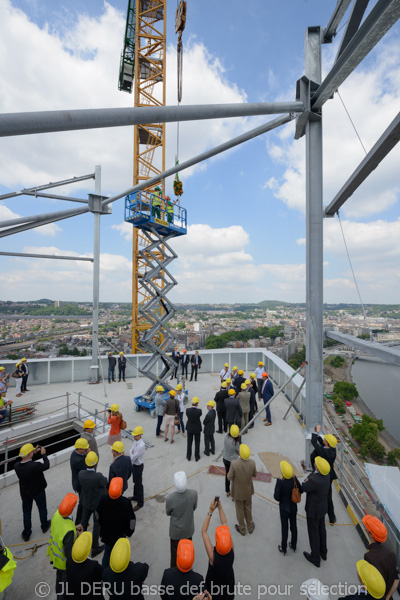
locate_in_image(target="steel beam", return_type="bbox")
[23,192,88,204]
[326,330,400,366]
[313,0,400,110]
[0,207,88,238]
[0,251,93,261]
[324,0,353,42]
[91,166,101,383]
[103,113,294,207]
[335,0,370,60]
[0,102,304,138]
[325,110,400,216]
[0,173,95,200]
[305,27,324,432]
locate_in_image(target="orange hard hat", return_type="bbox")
[362,515,387,542]
[58,493,78,517]
[215,525,232,555]
[109,477,123,500]
[176,539,194,573]
[262,371,269,378]
[183,349,187,353]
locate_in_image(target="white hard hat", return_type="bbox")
[174,471,187,493]
[301,579,330,600]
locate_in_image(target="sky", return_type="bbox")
[0,0,399,305]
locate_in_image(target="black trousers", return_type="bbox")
[132,463,144,506]
[170,362,179,379]
[118,366,126,381]
[204,434,215,455]
[257,379,263,399]
[186,432,200,460]
[306,515,327,565]
[81,507,100,548]
[21,374,29,391]
[190,365,199,381]
[223,459,231,493]
[181,362,188,378]
[327,481,336,523]
[217,411,227,433]
[280,508,298,552]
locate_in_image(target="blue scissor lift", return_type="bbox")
[125,191,188,416]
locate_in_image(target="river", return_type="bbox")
[351,355,400,443]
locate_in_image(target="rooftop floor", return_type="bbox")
[1,373,366,599]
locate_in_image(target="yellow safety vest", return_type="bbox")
[46,511,76,570]
[152,193,161,207]
[0,548,17,593]
[166,203,174,214]
[0,397,4,408]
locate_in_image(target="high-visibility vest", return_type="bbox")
[0,548,17,593]
[166,202,174,214]
[46,511,76,570]
[152,193,161,207]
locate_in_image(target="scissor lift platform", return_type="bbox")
[124,191,187,236]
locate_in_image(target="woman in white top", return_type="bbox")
[176,384,186,437]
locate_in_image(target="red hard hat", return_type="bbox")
[215,525,232,555]
[58,493,78,517]
[362,515,387,542]
[109,477,123,500]
[176,539,194,573]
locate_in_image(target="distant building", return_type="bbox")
[54,300,63,307]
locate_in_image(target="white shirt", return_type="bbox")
[255,366,264,379]
[220,368,229,381]
[130,438,145,466]
[177,392,185,412]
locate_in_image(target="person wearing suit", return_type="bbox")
[186,397,202,461]
[203,401,216,456]
[338,560,386,600]
[171,347,180,379]
[214,383,229,433]
[234,370,246,392]
[310,426,338,524]
[78,452,107,558]
[248,376,258,429]
[302,456,331,568]
[20,358,30,392]
[166,471,198,568]
[224,389,242,429]
[227,444,257,536]
[274,460,303,555]
[362,515,399,600]
[190,350,202,381]
[261,371,274,426]
[180,350,190,379]
[237,383,251,432]
[70,438,89,525]
[117,352,126,382]
[108,441,132,494]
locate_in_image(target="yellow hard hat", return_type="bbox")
[0,367,4,370]
[72,531,92,563]
[111,441,124,453]
[21,358,27,362]
[258,361,264,366]
[110,538,131,573]
[221,382,227,388]
[356,560,386,599]
[224,363,229,368]
[239,444,251,460]
[238,370,244,375]
[226,378,232,383]
[207,400,216,408]
[315,456,330,476]
[244,379,251,385]
[192,397,199,404]
[132,426,143,436]
[232,366,238,371]
[176,384,183,390]
[169,390,176,397]
[156,385,164,392]
[19,443,34,457]
[228,389,236,396]
[230,424,239,438]
[85,451,98,467]
[119,352,123,355]
[16,362,21,367]
[83,419,96,429]
[110,404,119,412]
[280,460,293,479]
[74,438,89,450]
[324,434,338,448]
[250,373,256,379]
[240,383,247,390]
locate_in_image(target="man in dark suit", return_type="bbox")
[108,441,132,494]
[180,350,190,379]
[203,400,216,456]
[224,389,242,429]
[190,350,202,381]
[186,397,202,461]
[171,347,180,379]
[302,456,331,567]
[214,382,229,433]
[310,425,337,524]
[78,452,107,558]
[261,371,274,426]
[70,438,89,525]
[234,369,246,392]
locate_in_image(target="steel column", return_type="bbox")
[305,27,324,431]
[91,166,101,383]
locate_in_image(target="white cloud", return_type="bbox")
[111,222,132,241]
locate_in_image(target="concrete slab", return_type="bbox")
[0,374,366,600]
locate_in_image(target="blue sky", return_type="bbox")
[0,0,400,304]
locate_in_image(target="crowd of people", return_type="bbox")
[1,359,399,600]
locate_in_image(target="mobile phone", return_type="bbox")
[214,495,219,503]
